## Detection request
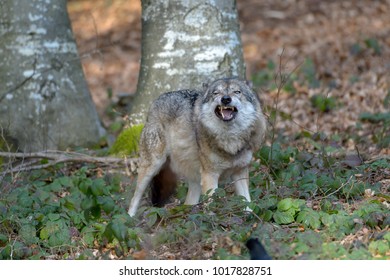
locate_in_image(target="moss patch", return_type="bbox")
[108,124,144,157]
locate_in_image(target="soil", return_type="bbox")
[67,0,389,155]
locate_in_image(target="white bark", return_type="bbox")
[0,0,105,152]
[130,0,246,124]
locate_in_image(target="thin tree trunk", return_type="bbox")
[0,0,105,152]
[130,0,246,124]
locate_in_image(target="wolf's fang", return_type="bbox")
[220,106,225,119]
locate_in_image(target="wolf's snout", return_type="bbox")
[215,94,238,122]
[221,95,232,105]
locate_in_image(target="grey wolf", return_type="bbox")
[128,78,267,217]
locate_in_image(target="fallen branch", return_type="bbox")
[364,155,390,164]
[0,150,139,175]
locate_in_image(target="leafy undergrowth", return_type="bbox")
[0,139,389,259]
[17,0,385,260]
[1,49,389,258]
[1,0,389,260]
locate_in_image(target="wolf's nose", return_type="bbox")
[221,95,232,105]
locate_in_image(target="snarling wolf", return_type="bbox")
[128,78,267,217]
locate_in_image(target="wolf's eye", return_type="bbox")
[212,91,219,95]
[234,90,241,95]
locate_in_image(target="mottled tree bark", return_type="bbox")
[130,0,245,124]
[0,0,105,152]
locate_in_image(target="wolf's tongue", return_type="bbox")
[221,108,233,120]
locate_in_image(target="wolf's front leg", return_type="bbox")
[232,167,252,212]
[232,167,250,201]
[184,181,202,205]
[200,170,219,197]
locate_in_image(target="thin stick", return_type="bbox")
[0,150,138,175]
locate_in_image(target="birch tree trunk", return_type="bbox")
[130,0,246,124]
[0,0,105,152]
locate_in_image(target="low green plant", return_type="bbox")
[1,151,388,259]
[252,57,322,93]
[364,38,382,56]
[0,167,137,259]
[310,94,337,113]
[252,59,276,89]
[350,37,382,56]
[301,58,320,89]
[359,112,390,148]
[273,198,305,225]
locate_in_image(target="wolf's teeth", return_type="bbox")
[220,107,225,119]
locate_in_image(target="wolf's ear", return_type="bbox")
[245,80,253,88]
[202,82,209,91]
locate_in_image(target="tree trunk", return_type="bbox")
[130,0,246,124]
[0,0,105,152]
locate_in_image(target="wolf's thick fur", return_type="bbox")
[128,78,267,217]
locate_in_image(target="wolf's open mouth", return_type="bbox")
[215,105,238,121]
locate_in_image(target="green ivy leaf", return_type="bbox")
[84,205,101,221]
[40,223,57,240]
[48,213,61,221]
[62,197,76,211]
[18,193,33,208]
[368,240,389,256]
[81,196,95,210]
[34,189,51,203]
[277,198,294,211]
[79,178,93,195]
[81,227,96,246]
[49,228,71,247]
[146,212,158,227]
[296,208,321,229]
[58,176,73,187]
[383,232,390,242]
[273,209,295,224]
[292,199,305,209]
[261,209,274,222]
[91,179,106,196]
[111,222,127,242]
[19,224,38,245]
[321,212,335,226]
[47,180,62,192]
[0,233,8,244]
[128,229,140,240]
[97,196,115,214]
[105,220,127,242]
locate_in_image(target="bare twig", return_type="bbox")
[267,48,303,174]
[364,155,390,164]
[0,150,139,176]
[323,175,354,198]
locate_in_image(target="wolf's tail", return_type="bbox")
[150,157,178,207]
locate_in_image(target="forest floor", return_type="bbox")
[0,0,389,260]
[68,0,390,157]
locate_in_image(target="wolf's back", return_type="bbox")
[146,89,200,123]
